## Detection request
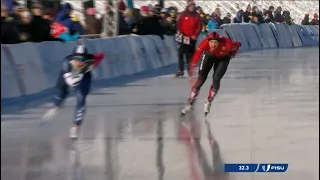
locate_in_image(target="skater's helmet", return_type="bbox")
[72,45,88,61]
[208,32,221,41]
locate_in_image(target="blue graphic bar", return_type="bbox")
[224,164,258,172]
[225,164,289,173]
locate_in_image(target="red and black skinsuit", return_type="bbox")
[187,32,241,104]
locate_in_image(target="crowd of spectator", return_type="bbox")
[1,0,319,44]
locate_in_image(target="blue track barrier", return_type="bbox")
[1,24,319,100]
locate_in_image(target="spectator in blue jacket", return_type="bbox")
[207,12,218,30]
[55,3,79,41]
[56,3,76,33]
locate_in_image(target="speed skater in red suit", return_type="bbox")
[181,32,241,116]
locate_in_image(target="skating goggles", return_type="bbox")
[73,56,85,62]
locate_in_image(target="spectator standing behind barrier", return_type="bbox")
[283,11,293,25]
[233,10,243,23]
[310,13,319,25]
[207,12,219,30]
[274,6,284,23]
[301,14,310,25]
[222,13,231,24]
[55,3,79,41]
[243,5,251,23]
[71,14,85,35]
[18,11,33,43]
[118,9,132,35]
[175,1,202,77]
[159,8,177,35]
[214,8,223,27]
[29,3,52,42]
[131,6,164,39]
[85,8,102,36]
[1,2,19,44]
[264,6,275,23]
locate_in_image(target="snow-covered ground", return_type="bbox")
[19,0,319,24]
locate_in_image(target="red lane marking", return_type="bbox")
[179,123,201,180]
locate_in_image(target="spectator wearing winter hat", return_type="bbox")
[56,3,78,35]
[233,10,243,23]
[1,2,20,44]
[160,8,168,20]
[222,12,231,24]
[310,13,319,25]
[264,6,274,23]
[18,10,33,42]
[140,6,149,17]
[131,5,164,38]
[243,5,251,23]
[85,8,102,35]
[118,0,126,12]
[29,3,52,42]
[274,6,284,23]
[207,12,219,30]
[175,1,202,77]
[301,14,310,25]
[282,11,293,25]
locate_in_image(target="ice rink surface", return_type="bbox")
[1,48,319,180]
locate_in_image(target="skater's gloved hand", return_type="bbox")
[228,51,236,59]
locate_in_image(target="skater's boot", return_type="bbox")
[204,100,212,116]
[181,89,199,115]
[43,107,60,122]
[70,125,80,139]
[181,104,192,115]
[175,70,184,77]
[205,85,218,116]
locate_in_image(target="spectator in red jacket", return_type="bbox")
[310,13,319,25]
[175,1,202,77]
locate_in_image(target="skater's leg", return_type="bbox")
[176,43,185,76]
[73,75,91,127]
[43,83,68,121]
[207,58,230,102]
[187,52,214,104]
[53,85,69,108]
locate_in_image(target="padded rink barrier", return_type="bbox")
[1,35,178,100]
[1,46,23,98]
[1,25,319,100]
[269,23,294,48]
[221,24,250,51]
[240,24,263,50]
[293,24,319,46]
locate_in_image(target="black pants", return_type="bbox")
[193,51,230,92]
[178,40,196,72]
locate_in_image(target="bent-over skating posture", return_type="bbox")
[42,45,104,138]
[181,32,241,116]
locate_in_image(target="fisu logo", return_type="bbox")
[262,164,271,172]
